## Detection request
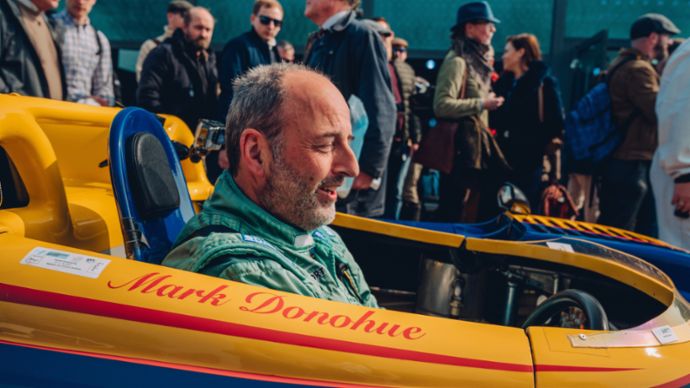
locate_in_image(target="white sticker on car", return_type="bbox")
[21,247,110,279]
[546,242,575,253]
[652,325,678,345]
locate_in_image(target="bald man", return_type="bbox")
[164,64,378,307]
[137,6,218,130]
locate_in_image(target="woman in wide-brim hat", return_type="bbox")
[432,1,510,222]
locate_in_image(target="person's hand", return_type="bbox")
[483,93,504,111]
[218,149,229,170]
[351,172,374,190]
[92,96,110,106]
[408,139,419,152]
[672,182,690,215]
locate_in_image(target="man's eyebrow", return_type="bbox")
[314,132,340,139]
[312,132,354,141]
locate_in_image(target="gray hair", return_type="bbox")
[225,63,312,175]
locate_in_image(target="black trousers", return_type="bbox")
[438,167,502,223]
[598,159,657,237]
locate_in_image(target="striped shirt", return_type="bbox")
[53,11,114,106]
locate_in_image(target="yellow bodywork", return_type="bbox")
[1,95,690,386]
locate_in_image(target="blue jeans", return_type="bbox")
[598,159,657,237]
[383,140,412,220]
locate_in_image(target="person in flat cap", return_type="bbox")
[432,1,508,222]
[597,13,680,237]
[135,0,193,82]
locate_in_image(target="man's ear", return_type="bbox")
[239,128,272,180]
[649,32,660,45]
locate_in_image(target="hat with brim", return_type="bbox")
[451,1,500,31]
[630,13,680,39]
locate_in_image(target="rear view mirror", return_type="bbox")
[497,183,531,215]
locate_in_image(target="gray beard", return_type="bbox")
[260,152,336,231]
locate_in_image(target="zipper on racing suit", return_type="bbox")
[337,263,365,305]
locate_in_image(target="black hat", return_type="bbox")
[451,1,500,31]
[630,13,680,40]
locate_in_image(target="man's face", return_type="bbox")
[167,11,186,30]
[251,6,283,42]
[305,0,344,25]
[393,45,408,62]
[653,33,671,62]
[31,0,59,11]
[376,21,394,61]
[184,10,215,50]
[259,72,359,231]
[277,46,295,62]
[66,0,95,20]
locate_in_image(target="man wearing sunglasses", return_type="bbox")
[218,0,283,122]
[213,0,284,182]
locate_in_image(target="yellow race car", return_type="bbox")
[1,94,689,387]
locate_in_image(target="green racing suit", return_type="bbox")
[163,171,378,307]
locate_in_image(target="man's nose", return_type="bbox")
[335,143,359,178]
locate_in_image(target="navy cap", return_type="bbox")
[630,13,680,39]
[451,1,500,31]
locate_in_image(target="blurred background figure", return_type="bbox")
[432,1,508,222]
[597,13,679,237]
[53,0,115,106]
[0,0,63,99]
[368,24,422,220]
[491,33,565,210]
[276,40,295,63]
[213,0,284,182]
[303,0,396,218]
[137,7,218,132]
[218,0,283,120]
[135,0,192,82]
[393,38,425,221]
[652,38,690,249]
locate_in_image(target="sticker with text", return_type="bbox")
[546,242,575,253]
[21,247,110,279]
[652,325,678,345]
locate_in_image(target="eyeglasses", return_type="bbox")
[259,15,283,28]
[393,47,407,53]
[379,31,392,38]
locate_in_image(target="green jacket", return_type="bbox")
[163,171,378,307]
[433,50,489,128]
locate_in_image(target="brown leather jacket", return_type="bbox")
[608,48,660,161]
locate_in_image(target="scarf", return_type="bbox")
[452,37,493,94]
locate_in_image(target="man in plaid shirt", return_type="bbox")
[53,0,114,106]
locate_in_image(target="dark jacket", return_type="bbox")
[491,61,564,173]
[304,11,396,217]
[608,48,659,161]
[392,58,421,144]
[137,29,218,130]
[0,0,64,97]
[217,29,280,120]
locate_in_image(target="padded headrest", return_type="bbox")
[126,132,180,219]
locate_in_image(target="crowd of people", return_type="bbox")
[2,0,690,256]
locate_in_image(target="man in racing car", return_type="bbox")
[163,63,378,308]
